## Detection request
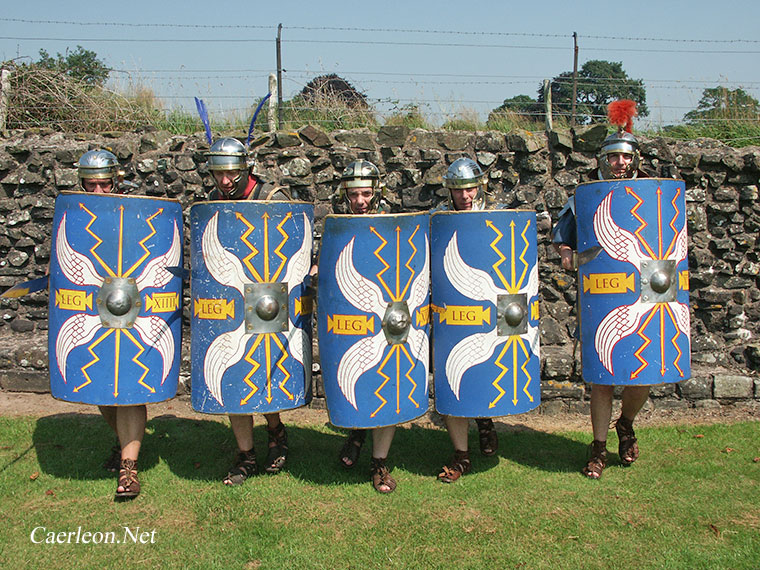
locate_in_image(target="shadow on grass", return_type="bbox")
[33,413,591,485]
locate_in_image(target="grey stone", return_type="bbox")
[548,130,573,151]
[572,124,608,152]
[10,319,34,333]
[474,132,506,152]
[542,379,583,398]
[0,370,49,392]
[281,157,312,177]
[377,126,410,147]
[275,131,303,148]
[713,374,754,398]
[333,130,374,150]
[677,376,713,399]
[694,399,721,410]
[299,125,331,147]
[476,151,497,167]
[54,168,78,188]
[507,130,543,153]
[538,400,568,416]
[437,132,471,151]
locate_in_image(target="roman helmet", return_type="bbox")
[75,149,121,191]
[337,159,383,212]
[598,99,642,180]
[205,137,253,198]
[442,157,488,210]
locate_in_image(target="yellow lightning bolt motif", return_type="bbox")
[398,225,419,300]
[394,344,401,413]
[113,329,121,397]
[270,333,293,400]
[517,336,534,402]
[262,213,271,282]
[489,338,510,408]
[399,344,419,409]
[626,187,659,260]
[240,335,264,405]
[658,304,666,375]
[123,209,163,278]
[663,186,682,260]
[486,219,510,290]
[80,203,116,277]
[663,303,685,376]
[236,213,263,283]
[370,345,396,418]
[631,306,658,379]
[656,186,664,259]
[270,212,292,283]
[264,333,273,403]
[76,328,115,393]
[370,226,395,301]
[514,219,532,291]
[122,329,153,393]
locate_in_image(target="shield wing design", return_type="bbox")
[190,201,314,414]
[318,212,430,429]
[431,209,540,417]
[48,192,183,405]
[576,178,691,385]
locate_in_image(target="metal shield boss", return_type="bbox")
[48,192,183,405]
[431,210,540,417]
[575,178,691,385]
[190,201,314,414]
[318,212,430,429]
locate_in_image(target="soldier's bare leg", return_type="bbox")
[229,414,254,452]
[264,412,288,474]
[590,384,614,442]
[444,415,469,451]
[224,414,258,486]
[616,386,648,466]
[620,386,649,421]
[115,405,146,497]
[438,416,472,483]
[371,425,395,459]
[98,405,121,471]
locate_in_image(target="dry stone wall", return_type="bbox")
[1,125,758,410]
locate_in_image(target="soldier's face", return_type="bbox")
[83,178,114,194]
[213,170,242,193]
[450,186,478,211]
[608,152,633,178]
[347,187,374,214]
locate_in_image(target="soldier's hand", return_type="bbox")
[559,246,574,271]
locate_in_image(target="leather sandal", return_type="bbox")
[370,457,396,494]
[438,450,471,483]
[339,429,366,469]
[224,449,258,486]
[582,440,608,479]
[103,442,121,473]
[476,418,498,457]
[264,423,288,474]
[115,458,140,498]
[615,415,639,466]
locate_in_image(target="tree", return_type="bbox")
[684,87,760,122]
[488,94,542,121]
[539,60,648,124]
[299,74,369,109]
[36,45,110,87]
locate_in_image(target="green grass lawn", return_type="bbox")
[0,414,757,569]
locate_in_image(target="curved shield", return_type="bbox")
[576,178,690,385]
[48,192,183,405]
[318,212,430,428]
[190,201,314,414]
[431,209,539,417]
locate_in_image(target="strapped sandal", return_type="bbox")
[103,442,121,473]
[370,457,397,494]
[438,450,471,483]
[476,418,498,457]
[224,449,258,486]
[264,423,288,474]
[615,415,639,467]
[582,440,608,479]
[115,458,140,498]
[339,429,366,469]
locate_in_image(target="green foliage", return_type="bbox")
[488,94,543,122]
[684,87,760,122]
[383,104,431,130]
[540,60,648,124]
[36,45,110,87]
[280,94,378,131]
[656,120,760,148]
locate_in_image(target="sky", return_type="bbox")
[2,0,760,128]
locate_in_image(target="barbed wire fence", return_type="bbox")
[2,19,760,140]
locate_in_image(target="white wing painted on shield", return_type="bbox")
[670,301,691,339]
[133,315,175,384]
[135,220,181,291]
[443,231,506,301]
[286,325,310,370]
[407,234,430,313]
[406,326,429,392]
[521,263,540,359]
[283,212,312,298]
[594,300,651,374]
[335,237,387,317]
[56,313,102,382]
[336,333,388,410]
[203,322,248,406]
[56,213,104,288]
[593,191,650,266]
[202,211,247,295]
[445,328,504,400]
[667,224,688,265]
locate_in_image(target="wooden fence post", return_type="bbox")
[0,68,11,132]
[543,79,553,132]
[268,73,277,132]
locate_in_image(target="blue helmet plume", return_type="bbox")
[246,93,271,147]
[194,97,213,145]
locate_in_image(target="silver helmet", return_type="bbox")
[75,149,120,191]
[338,160,383,212]
[205,137,253,197]
[597,130,641,180]
[442,157,487,210]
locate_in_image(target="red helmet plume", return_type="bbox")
[607,99,637,133]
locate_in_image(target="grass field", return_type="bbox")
[0,414,758,569]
